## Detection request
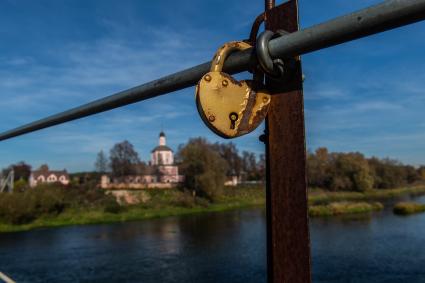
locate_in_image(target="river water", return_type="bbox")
[1,196,425,283]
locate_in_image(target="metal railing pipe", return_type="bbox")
[269,0,425,58]
[0,0,425,141]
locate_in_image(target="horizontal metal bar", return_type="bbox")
[269,0,425,58]
[1,0,425,141]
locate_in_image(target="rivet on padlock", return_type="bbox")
[195,41,271,139]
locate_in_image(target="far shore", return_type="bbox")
[1,186,425,233]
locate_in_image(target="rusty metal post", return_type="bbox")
[265,0,275,11]
[264,1,312,282]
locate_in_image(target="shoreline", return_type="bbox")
[1,186,424,233]
[0,200,264,233]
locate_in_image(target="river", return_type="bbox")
[1,195,425,283]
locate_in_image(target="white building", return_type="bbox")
[101,132,183,189]
[151,131,174,165]
[29,165,70,188]
[150,131,181,183]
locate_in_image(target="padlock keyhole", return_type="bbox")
[229,112,238,130]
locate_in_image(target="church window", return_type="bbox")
[48,175,57,182]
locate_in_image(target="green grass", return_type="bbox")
[393,202,425,215]
[308,186,425,217]
[0,186,266,233]
[309,201,384,217]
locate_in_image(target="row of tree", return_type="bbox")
[2,162,31,181]
[95,141,143,177]
[3,141,424,196]
[307,147,425,192]
[92,138,265,200]
[92,141,425,194]
[202,141,265,181]
[94,139,265,182]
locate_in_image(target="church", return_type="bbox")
[149,131,182,183]
[101,131,184,189]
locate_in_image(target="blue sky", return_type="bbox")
[0,0,424,172]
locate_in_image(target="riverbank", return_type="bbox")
[1,185,425,233]
[0,186,265,233]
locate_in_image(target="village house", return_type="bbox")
[29,165,70,187]
[101,131,184,189]
[224,169,240,186]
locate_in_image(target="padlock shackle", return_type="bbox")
[210,41,252,73]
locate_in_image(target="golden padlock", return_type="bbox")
[195,41,271,139]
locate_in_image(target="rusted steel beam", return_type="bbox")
[265,0,275,12]
[264,1,312,282]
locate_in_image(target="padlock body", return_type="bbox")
[196,71,270,138]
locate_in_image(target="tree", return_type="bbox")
[330,152,373,192]
[212,142,242,177]
[369,158,407,189]
[39,164,49,171]
[2,161,32,182]
[307,148,374,191]
[177,138,228,201]
[242,151,260,181]
[405,165,419,184]
[109,141,141,178]
[257,154,266,182]
[419,166,425,181]
[307,148,332,188]
[94,150,108,173]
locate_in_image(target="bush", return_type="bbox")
[14,179,29,192]
[309,201,383,217]
[393,202,425,215]
[0,184,121,225]
[0,193,36,224]
[172,192,196,208]
[64,184,119,209]
[177,138,228,201]
[103,199,123,214]
[0,185,67,224]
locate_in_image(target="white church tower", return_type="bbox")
[150,131,181,183]
[151,131,174,166]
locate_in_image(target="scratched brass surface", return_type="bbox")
[196,41,270,138]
